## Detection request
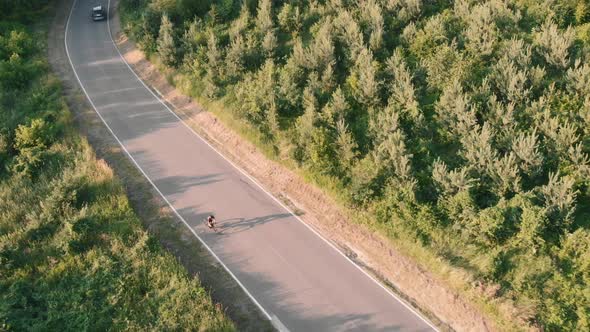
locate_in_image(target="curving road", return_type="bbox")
[65,0,436,331]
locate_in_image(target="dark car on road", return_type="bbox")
[91,5,106,21]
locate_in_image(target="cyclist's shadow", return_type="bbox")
[217,213,292,235]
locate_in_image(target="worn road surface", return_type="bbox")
[65,0,436,331]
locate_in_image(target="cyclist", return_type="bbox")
[207,215,216,229]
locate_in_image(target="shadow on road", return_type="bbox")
[153,173,224,197]
[216,213,292,235]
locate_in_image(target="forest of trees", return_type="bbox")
[0,1,234,330]
[120,0,590,329]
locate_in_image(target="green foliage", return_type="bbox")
[121,0,590,328]
[156,13,176,66]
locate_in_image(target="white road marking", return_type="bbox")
[271,314,291,332]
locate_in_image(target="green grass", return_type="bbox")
[0,2,234,331]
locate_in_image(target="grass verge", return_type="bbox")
[0,1,236,330]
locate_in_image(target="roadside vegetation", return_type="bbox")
[120,0,590,329]
[0,1,234,330]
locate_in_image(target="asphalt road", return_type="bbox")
[65,1,436,331]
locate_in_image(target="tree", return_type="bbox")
[431,159,475,196]
[348,48,379,106]
[136,7,161,53]
[504,38,532,68]
[229,3,250,41]
[225,34,245,79]
[256,0,273,34]
[435,79,476,139]
[567,143,590,181]
[11,118,54,176]
[360,0,383,51]
[157,13,176,66]
[511,129,543,175]
[371,105,414,185]
[488,152,520,196]
[308,127,337,175]
[322,87,349,126]
[206,31,220,71]
[181,18,202,58]
[0,29,34,60]
[320,62,336,97]
[464,3,497,57]
[421,41,467,92]
[203,31,221,97]
[277,58,304,112]
[235,59,277,128]
[516,201,547,253]
[566,59,590,98]
[335,118,358,171]
[307,19,334,71]
[534,19,575,68]
[296,87,319,148]
[262,29,277,58]
[291,37,307,68]
[386,0,422,22]
[486,95,516,149]
[490,55,530,104]
[334,10,364,61]
[541,172,577,227]
[559,229,590,285]
[461,122,497,174]
[277,3,302,35]
[537,112,580,157]
[0,53,36,90]
[386,49,420,122]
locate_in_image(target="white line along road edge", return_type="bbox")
[65,0,439,330]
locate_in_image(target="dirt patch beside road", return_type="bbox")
[47,0,273,330]
[109,4,520,332]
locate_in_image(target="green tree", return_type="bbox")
[432,159,475,196]
[181,18,203,57]
[157,13,176,66]
[307,19,334,71]
[360,0,383,51]
[335,118,358,172]
[348,48,379,106]
[541,173,577,227]
[256,0,273,33]
[235,59,277,128]
[534,19,575,68]
[464,2,497,57]
[435,79,476,139]
[334,10,364,61]
[511,129,543,176]
[385,49,420,122]
[262,29,277,58]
